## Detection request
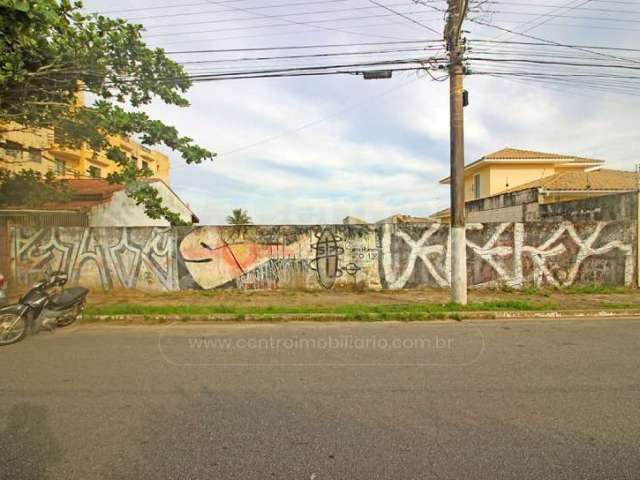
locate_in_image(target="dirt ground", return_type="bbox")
[85,287,640,310]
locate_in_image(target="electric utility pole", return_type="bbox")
[446,0,468,304]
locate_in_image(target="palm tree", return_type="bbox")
[226,208,252,225]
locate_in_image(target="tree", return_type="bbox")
[226,208,252,238]
[0,168,71,208]
[226,209,252,226]
[0,0,215,225]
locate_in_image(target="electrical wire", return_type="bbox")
[177,47,441,65]
[484,1,640,14]
[143,9,443,38]
[93,0,261,15]
[165,39,441,55]
[477,10,640,25]
[470,39,640,53]
[181,57,445,78]
[142,1,433,29]
[366,0,441,34]
[193,0,434,43]
[172,71,427,167]
[467,18,640,65]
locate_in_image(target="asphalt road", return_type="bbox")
[1,318,640,479]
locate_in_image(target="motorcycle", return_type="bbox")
[0,271,89,346]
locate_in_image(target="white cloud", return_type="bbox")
[83,0,640,224]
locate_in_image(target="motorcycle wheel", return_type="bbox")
[57,301,84,328]
[0,313,27,346]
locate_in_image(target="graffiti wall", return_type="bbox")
[10,227,178,291]
[9,221,636,291]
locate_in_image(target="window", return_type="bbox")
[141,160,149,173]
[29,148,42,163]
[4,141,22,161]
[88,165,102,178]
[53,128,64,145]
[54,158,66,176]
[473,174,481,199]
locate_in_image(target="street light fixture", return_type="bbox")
[362,70,393,80]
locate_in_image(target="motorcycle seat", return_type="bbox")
[49,287,89,311]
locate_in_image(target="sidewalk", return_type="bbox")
[83,286,640,323]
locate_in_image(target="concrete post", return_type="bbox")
[449,62,467,305]
[636,164,640,287]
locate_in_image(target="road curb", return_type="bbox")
[82,309,640,324]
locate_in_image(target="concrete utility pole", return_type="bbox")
[636,164,640,288]
[446,0,468,304]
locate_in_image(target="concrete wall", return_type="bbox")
[539,192,637,222]
[9,227,178,291]
[88,181,194,227]
[465,188,539,223]
[9,221,636,292]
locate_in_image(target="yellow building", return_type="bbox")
[433,148,607,222]
[0,93,169,182]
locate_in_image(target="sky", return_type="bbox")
[82,0,640,225]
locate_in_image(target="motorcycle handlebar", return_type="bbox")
[34,271,68,289]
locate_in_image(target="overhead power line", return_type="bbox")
[143,9,443,38]
[128,0,363,23]
[485,1,640,14]
[467,18,640,65]
[182,57,445,79]
[366,0,440,34]
[514,0,594,34]
[470,39,640,53]
[186,65,430,80]
[467,57,640,71]
[92,0,257,14]
[165,39,441,55]
[150,24,415,46]
[478,10,640,25]
[142,1,430,28]
[491,0,640,5]
[192,0,437,43]
[172,74,425,165]
[177,47,440,65]
[481,72,640,97]
[472,20,640,33]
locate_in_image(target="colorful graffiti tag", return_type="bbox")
[9,222,635,291]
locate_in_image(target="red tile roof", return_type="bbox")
[3,178,126,212]
[483,148,604,163]
[505,169,637,193]
[63,178,125,198]
[439,148,605,184]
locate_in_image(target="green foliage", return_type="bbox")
[226,208,252,225]
[0,0,215,223]
[565,284,628,295]
[0,168,71,207]
[521,286,541,295]
[85,299,550,317]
